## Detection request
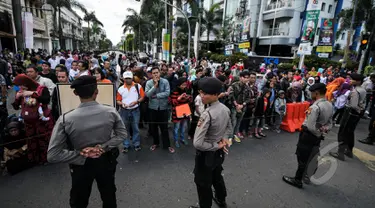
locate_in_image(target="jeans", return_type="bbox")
[173,119,187,142]
[231,108,245,137]
[120,108,140,148]
[273,113,284,130]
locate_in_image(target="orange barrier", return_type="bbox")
[280,102,311,133]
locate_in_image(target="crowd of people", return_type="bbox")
[0,49,373,177]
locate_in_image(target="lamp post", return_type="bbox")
[268,0,279,57]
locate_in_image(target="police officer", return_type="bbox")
[283,83,333,188]
[190,77,233,208]
[330,73,366,161]
[47,75,127,208]
[359,74,375,145]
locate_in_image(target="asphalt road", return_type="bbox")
[0,116,374,208]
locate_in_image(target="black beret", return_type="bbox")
[309,83,326,92]
[71,75,97,89]
[350,73,364,81]
[198,77,222,95]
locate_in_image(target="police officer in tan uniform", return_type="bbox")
[47,75,127,208]
[282,83,333,188]
[190,77,233,208]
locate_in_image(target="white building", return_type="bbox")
[58,7,84,50]
[0,0,16,51]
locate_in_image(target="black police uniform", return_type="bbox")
[359,84,375,145]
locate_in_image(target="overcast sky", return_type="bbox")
[73,0,141,45]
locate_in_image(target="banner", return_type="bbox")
[318,18,333,46]
[242,17,251,41]
[238,42,250,49]
[162,29,170,61]
[22,12,33,49]
[172,22,177,54]
[301,10,320,43]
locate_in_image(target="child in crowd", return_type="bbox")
[253,88,271,139]
[273,90,287,133]
[24,92,50,121]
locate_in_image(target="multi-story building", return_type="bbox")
[58,7,84,50]
[0,0,16,51]
[223,0,347,57]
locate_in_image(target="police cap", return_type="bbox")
[309,83,326,92]
[350,73,364,81]
[198,77,222,95]
[70,75,97,89]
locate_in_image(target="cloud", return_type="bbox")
[73,0,141,45]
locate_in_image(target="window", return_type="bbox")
[328,5,333,13]
[341,33,345,40]
[24,0,28,12]
[321,3,326,11]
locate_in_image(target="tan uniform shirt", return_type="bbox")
[47,101,127,165]
[193,101,232,151]
[303,98,333,137]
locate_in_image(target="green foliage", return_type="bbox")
[278,63,295,71]
[364,65,374,76]
[293,55,359,70]
[228,53,247,65]
[200,52,246,64]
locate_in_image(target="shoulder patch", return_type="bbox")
[305,107,312,115]
[197,116,205,128]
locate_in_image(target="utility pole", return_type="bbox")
[268,0,279,56]
[342,0,358,69]
[12,0,24,50]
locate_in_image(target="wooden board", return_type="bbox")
[57,83,115,115]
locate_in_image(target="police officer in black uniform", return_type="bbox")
[189,77,233,208]
[47,75,127,208]
[282,83,333,188]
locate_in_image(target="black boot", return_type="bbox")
[329,152,345,161]
[358,138,374,145]
[282,176,303,188]
[213,195,227,208]
[344,150,354,158]
[302,175,311,185]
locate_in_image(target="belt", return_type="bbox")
[123,107,139,111]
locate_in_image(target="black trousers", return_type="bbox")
[295,130,321,181]
[188,115,199,138]
[332,108,345,125]
[149,109,171,148]
[194,150,227,208]
[239,108,253,133]
[338,108,361,153]
[69,149,119,208]
[0,104,8,160]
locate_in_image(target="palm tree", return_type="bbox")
[47,0,87,49]
[83,11,103,50]
[122,8,150,51]
[201,3,223,50]
[91,22,102,47]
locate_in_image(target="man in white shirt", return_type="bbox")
[48,54,60,70]
[26,65,56,96]
[77,61,91,77]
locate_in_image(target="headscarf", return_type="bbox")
[326,77,345,101]
[292,81,302,89]
[13,74,39,91]
[307,77,315,86]
[336,82,351,97]
[91,58,99,69]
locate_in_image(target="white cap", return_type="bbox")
[123,71,133,79]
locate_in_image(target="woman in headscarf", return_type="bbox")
[304,77,315,103]
[286,81,303,103]
[168,77,192,148]
[332,82,351,126]
[12,74,54,165]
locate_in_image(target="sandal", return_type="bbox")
[150,145,159,151]
[168,147,175,154]
[259,132,267,137]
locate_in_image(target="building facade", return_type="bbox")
[0,0,16,52]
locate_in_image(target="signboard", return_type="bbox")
[22,12,33,49]
[238,42,250,49]
[318,53,329,58]
[307,0,320,10]
[162,29,170,61]
[301,10,320,43]
[225,50,232,56]
[318,19,334,46]
[57,83,115,115]
[316,46,333,53]
[225,44,234,50]
[297,42,312,55]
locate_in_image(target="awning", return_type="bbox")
[0,31,16,38]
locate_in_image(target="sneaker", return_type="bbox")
[168,147,175,153]
[122,147,129,153]
[233,135,242,143]
[134,146,141,151]
[275,129,281,134]
[334,124,340,127]
[237,132,244,139]
[175,141,180,148]
[263,124,269,130]
[181,140,188,145]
